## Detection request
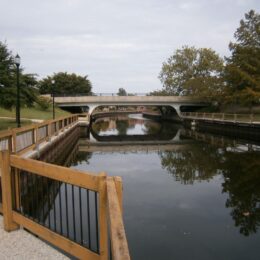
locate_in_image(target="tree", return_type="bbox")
[0,41,38,109]
[117,88,127,96]
[225,10,260,108]
[158,46,224,100]
[148,89,169,96]
[38,72,92,95]
[0,41,16,108]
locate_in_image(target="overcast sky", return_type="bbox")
[0,0,259,93]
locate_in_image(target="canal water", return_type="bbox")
[53,114,260,259]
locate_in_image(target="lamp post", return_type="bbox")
[51,79,55,119]
[14,54,21,128]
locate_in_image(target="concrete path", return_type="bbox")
[0,216,69,260]
[0,117,43,123]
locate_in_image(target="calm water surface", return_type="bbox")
[69,114,260,260]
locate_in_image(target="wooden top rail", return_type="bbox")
[0,114,78,135]
[0,114,81,153]
[0,130,12,139]
[10,155,102,192]
[107,177,130,260]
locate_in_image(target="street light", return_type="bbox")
[51,79,55,119]
[14,54,21,128]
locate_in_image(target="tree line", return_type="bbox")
[156,10,260,109]
[0,43,92,110]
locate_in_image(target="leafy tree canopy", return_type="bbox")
[0,41,38,109]
[148,89,169,96]
[225,10,260,107]
[117,87,127,96]
[38,72,92,95]
[158,46,224,100]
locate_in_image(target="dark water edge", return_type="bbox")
[38,114,260,260]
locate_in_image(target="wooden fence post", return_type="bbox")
[99,172,108,260]
[8,136,13,153]
[47,123,51,142]
[113,176,123,214]
[35,126,39,148]
[0,150,19,231]
[12,131,17,154]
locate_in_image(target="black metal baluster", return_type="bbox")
[53,180,57,232]
[18,170,22,213]
[20,171,24,214]
[36,175,40,222]
[79,187,83,245]
[87,189,91,249]
[59,181,63,235]
[33,174,39,222]
[72,185,76,241]
[47,178,51,228]
[110,239,113,260]
[29,173,34,219]
[41,176,45,225]
[95,192,99,253]
[65,183,69,238]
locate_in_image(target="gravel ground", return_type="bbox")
[0,215,69,260]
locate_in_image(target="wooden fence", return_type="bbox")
[0,114,79,154]
[181,112,260,124]
[0,114,130,260]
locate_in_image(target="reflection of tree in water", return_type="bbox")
[222,152,260,236]
[69,152,92,166]
[143,121,161,135]
[116,120,129,135]
[159,144,222,184]
[160,140,260,237]
[92,120,110,134]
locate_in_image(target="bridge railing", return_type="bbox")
[49,93,149,97]
[181,112,260,124]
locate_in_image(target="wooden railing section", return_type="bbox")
[0,114,79,154]
[0,149,130,259]
[107,177,130,260]
[181,112,260,124]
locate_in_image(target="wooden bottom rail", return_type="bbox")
[12,211,100,260]
[107,177,130,260]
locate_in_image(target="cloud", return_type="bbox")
[0,0,259,92]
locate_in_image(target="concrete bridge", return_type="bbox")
[51,95,208,116]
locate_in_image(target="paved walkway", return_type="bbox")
[0,117,43,123]
[0,216,68,260]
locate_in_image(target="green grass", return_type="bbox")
[0,118,32,131]
[0,106,70,120]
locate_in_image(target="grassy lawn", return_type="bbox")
[0,106,71,131]
[0,118,32,131]
[0,106,70,120]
